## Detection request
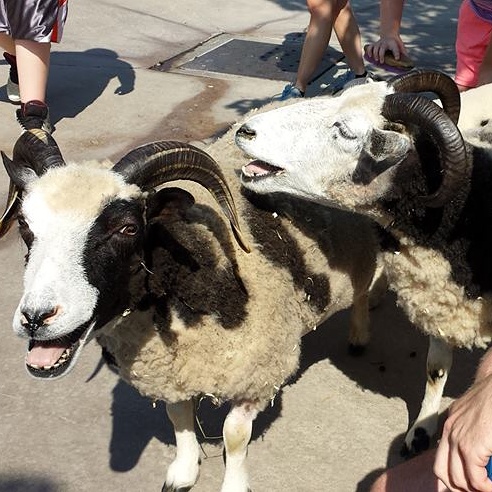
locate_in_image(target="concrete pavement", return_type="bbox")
[0,1,478,491]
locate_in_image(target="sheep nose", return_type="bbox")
[236,124,256,140]
[20,306,59,336]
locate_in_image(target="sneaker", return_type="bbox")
[343,71,375,91]
[331,70,374,94]
[274,83,305,101]
[16,100,53,133]
[330,70,356,94]
[3,52,20,103]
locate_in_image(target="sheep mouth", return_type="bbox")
[241,160,285,181]
[25,320,96,380]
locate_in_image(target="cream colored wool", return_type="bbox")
[97,125,379,408]
[383,235,492,350]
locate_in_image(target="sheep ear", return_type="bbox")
[146,187,195,223]
[0,179,20,238]
[353,129,411,185]
[367,127,411,160]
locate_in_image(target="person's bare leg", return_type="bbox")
[295,0,338,92]
[333,1,365,75]
[0,32,15,54]
[15,40,50,103]
[370,449,449,492]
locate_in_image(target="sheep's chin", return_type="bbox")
[241,160,285,181]
[25,320,96,380]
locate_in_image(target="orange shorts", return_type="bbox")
[455,0,492,88]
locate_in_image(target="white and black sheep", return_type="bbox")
[235,69,492,456]
[0,128,381,491]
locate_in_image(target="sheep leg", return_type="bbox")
[221,401,259,492]
[348,291,371,356]
[162,399,200,492]
[402,336,453,456]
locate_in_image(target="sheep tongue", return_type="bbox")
[244,160,281,175]
[26,344,66,367]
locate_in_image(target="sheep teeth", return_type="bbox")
[26,347,72,369]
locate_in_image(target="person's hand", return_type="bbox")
[434,373,492,492]
[364,35,408,65]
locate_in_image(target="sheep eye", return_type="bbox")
[118,224,139,236]
[334,121,356,140]
[17,216,34,249]
[18,216,28,229]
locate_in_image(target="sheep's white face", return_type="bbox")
[15,163,141,379]
[236,82,409,210]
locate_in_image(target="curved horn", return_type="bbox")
[382,93,467,207]
[0,161,20,238]
[113,141,250,253]
[388,69,460,125]
[1,129,66,238]
[13,128,66,175]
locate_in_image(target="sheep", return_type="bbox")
[0,128,381,491]
[234,69,492,456]
[458,82,492,132]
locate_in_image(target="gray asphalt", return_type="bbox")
[0,1,475,491]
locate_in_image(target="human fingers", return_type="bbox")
[434,435,469,492]
[364,42,376,61]
[364,40,392,64]
[462,453,492,492]
[447,443,477,491]
[435,436,453,489]
[436,426,491,492]
[380,39,401,62]
[374,41,390,64]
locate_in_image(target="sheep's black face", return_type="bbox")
[13,164,143,380]
[83,199,145,329]
[21,199,145,380]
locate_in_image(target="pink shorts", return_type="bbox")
[455,0,492,88]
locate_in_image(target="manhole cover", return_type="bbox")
[168,37,344,82]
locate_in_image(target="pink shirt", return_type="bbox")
[470,0,492,23]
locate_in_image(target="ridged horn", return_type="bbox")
[12,128,66,175]
[388,69,460,124]
[0,129,66,238]
[382,93,467,207]
[112,141,250,253]
[0,160,20,238]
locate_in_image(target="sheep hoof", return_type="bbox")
[400,427,431,458]
[348,343,366,357]
[161,485,192,492]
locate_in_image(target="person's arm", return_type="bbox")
[434,348,492,492]
[364,0,407,64]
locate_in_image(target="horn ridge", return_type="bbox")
[0,168,20,238]
[383,93,467,207]
[113,141,250,253]
[13,129,66,174]
[388,69,461,125]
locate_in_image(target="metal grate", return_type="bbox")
[177,37,344,82]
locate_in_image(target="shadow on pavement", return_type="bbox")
[0,48,135,128]
[0,474,62,492]
[106,292,483,474]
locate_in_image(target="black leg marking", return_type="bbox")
[348,343,366,357]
